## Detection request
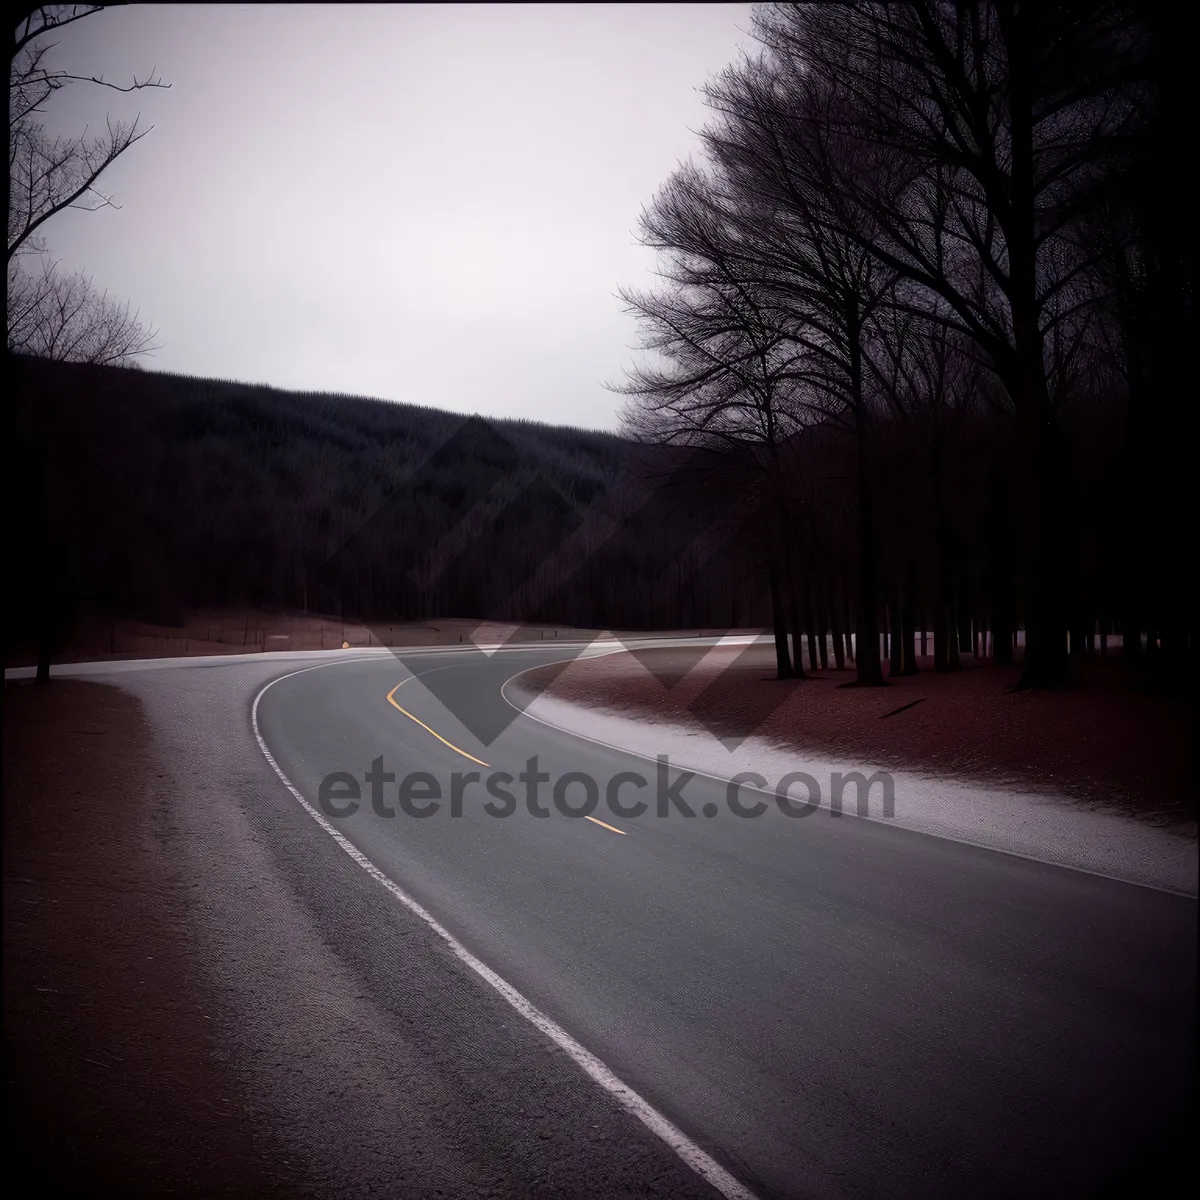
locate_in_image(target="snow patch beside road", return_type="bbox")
[513,687,1198,897]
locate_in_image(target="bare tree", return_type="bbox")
[750,1,1148,687]
[8,5,169,262]
[7,6,168,684]
[8,251,158,363]
[700,51,900,685]
[611,161,812,678]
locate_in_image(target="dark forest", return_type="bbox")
[6,1,1193,689]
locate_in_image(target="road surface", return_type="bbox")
[246,644,1196,1199]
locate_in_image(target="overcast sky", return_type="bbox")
[31,3,754,430]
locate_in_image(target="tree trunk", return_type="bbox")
[991,530,1016,666]
[849,321,885,686]
[888,600,903,676]
[33,441,53,683]
[1069,616,1090,659]
[904,614,918,673]
[930,421,959,673]
[1006,9,1067,689]
[773,463,808,678]
[900,595,919,676]
[829,580,846,670]
[1144,624,1159,664]
[817,587,829,670]
[767,558,794,679]
[844,587,855,663]
[935,595,961,674]
[805,575,820,673]
[784,556,809,680]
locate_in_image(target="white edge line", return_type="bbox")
[498,661,1198,900]
[250,659,760,1200]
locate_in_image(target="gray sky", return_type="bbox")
[34,3,754,430]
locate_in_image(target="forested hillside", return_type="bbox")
[5,356,769,655]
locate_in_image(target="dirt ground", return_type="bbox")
[2,680,293,1197]
[528,644,1197,826]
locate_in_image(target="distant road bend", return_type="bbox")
[249,641,1196,1200]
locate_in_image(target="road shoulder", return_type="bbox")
[3,679,289,1197]
[509,648,1198,895]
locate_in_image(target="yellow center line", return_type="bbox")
[386,676,628,837]
[584,815,627,835]
[386,680,491,768]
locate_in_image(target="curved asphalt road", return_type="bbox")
[255,645,1196,1200]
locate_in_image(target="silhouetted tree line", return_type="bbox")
[613,0,1193,688]
[6,356,776,667]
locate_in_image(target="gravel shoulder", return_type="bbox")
[3,679,289,1197]
[4,664,723,1199]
